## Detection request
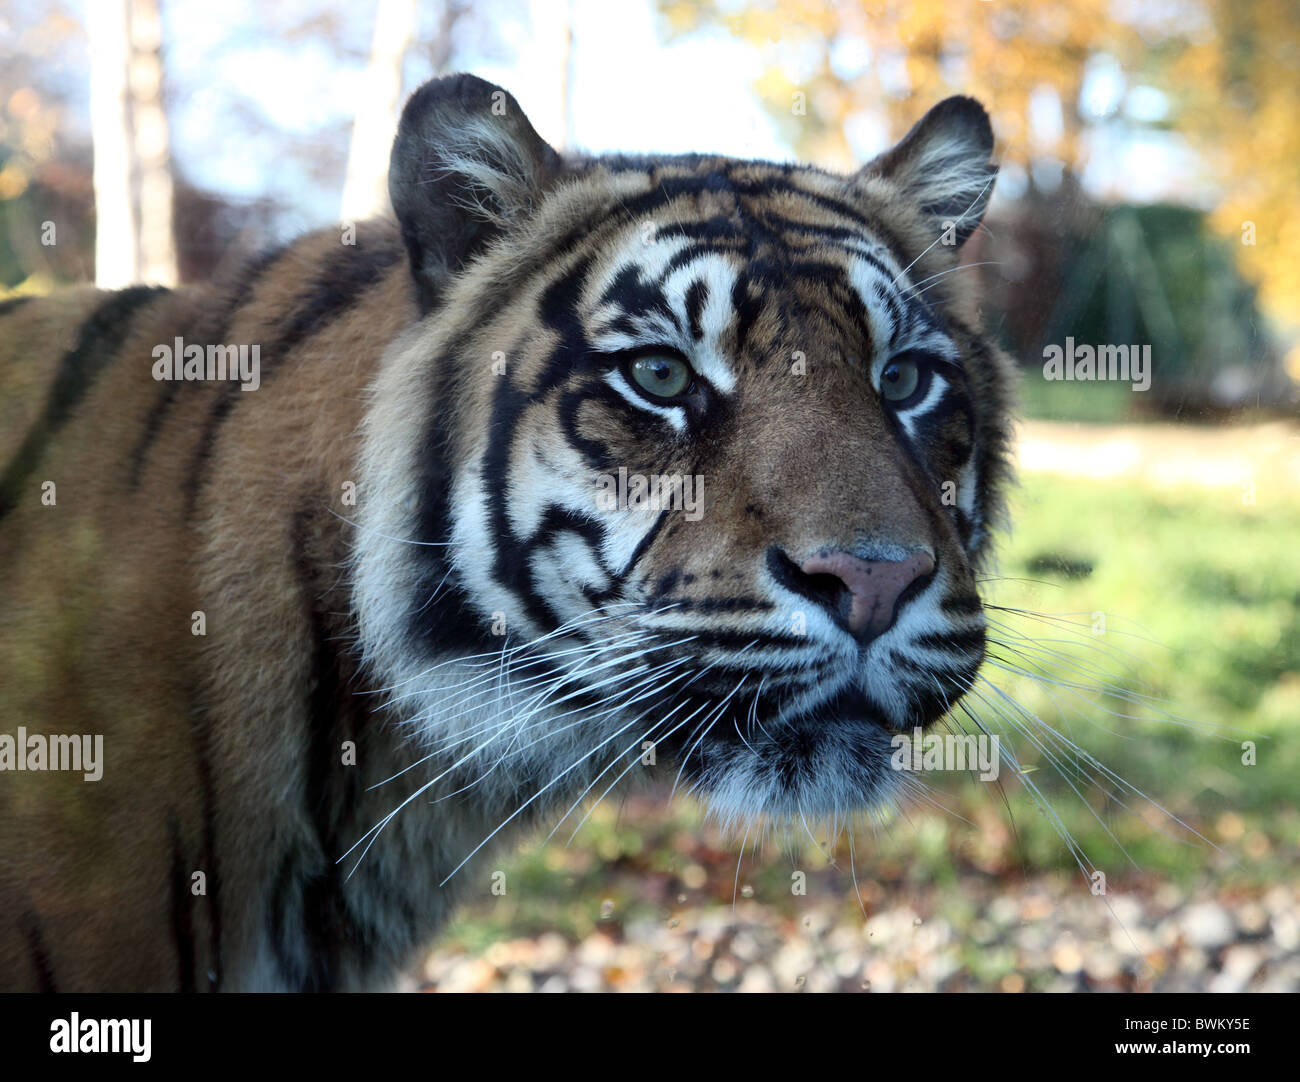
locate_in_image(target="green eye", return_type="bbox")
[879,356,922,403]
[628,354,693,400]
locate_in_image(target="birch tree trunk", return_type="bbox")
[557,0,574,151]
[89,0,138,288]
[340,0,419,222]
[129,0,177,286]
[89,0,178,287]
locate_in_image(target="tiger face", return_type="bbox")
[355,76,1015,827]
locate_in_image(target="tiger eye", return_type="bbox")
[629,354,692,400]
[880,356,921,402]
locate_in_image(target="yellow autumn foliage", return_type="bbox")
[661,0,1300,325]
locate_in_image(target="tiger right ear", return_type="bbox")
[388,74,561,313]
[860,96,997,249]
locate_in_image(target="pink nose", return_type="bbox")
[799,550,936,640]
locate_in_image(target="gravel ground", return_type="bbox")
[410,879,1300,993]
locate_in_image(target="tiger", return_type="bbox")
[0,73,1014,992]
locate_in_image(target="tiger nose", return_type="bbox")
[798,549,936,642]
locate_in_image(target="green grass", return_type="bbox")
[439,469,1300,948]
[1015,367,1145,423]
[974,472,1300,878]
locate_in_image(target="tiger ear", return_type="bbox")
[388,74,561,312]
[861,96,997,249]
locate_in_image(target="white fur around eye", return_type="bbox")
[893,370,948,439]
[604,369,687,431]
[901,368,947,416]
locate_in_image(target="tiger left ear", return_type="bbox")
[388,74,561,313]
[861,96,997,249]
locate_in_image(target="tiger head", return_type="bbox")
[354,76,1015,825]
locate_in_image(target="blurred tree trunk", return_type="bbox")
[557,0,574,150]
[89,0,177,288]
[130,0,177,286]
[89,0,138,287]
[428,0,464,75]
[340,0,420,222]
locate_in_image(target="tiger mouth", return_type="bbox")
[658,679,913,818]
[708,681,921,742]
[792,683,902,732]
[652,678,923,763]
[642,664,965,813]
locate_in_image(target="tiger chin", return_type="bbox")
[0,74,1015,992]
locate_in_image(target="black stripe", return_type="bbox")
[556,384,618,471]
[269,236,402,356]
[127,245,290,488]
[517,504,608,633]
[915,627,986,655]
[168,817,197,992]
[183,233,401,519]
[782,258,876,348]
[737,172,918,280]
[585,165,914,293]
[658,239,747,283]
[617,507,668,581]
[0,295,33,318]
[648,596,775,614]
[186,696,223,990]
[129,384,178,487]
[953,506,974,546]
[481,260,595,638]
[874,282,906,345]
[267,851,303,989]
[728,173,880,231]
[653,216,744,243]
[730,273,763,356]
[686,628,813,651]
[653,225,747,260]
[291,507,364,991]
[407,351,497,656]
[398,218,584,653]
[22,912,58,993]
[947,316,1013,560]
[599,263,680,332]
[684,279,708,341]
[0,286,166,520]
[284,501,421,989]
[940,594,983,617]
